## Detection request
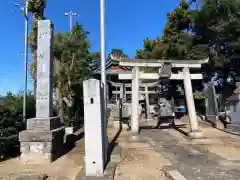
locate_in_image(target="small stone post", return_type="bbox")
[84,79,107,176]
[131,67,140,134]
[144,85,151,121]
[120,83,125,101]
[182,67,203,138]
[19,20,64,163]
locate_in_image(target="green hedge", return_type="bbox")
[0,92,35,159]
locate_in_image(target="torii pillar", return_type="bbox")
[183,67,202,138]
[131,67,140,134]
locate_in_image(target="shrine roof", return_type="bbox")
[92,57,131,75]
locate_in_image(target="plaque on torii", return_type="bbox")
[158,62,172,79]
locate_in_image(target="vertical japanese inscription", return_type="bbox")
[36,20,53,118]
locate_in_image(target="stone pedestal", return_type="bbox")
[19,117,64,163]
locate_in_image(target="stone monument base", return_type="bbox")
[19,117,64,164]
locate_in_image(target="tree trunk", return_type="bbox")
[56,87,64,123]
[63,96,73,126]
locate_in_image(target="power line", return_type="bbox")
[0,73,33,82]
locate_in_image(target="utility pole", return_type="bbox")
[64,10,79,32]
[10,0,29,123]
[100,0,108,162]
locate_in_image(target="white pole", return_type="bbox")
[100,0,108,162]
[23,0,29,123]
[100,0,106,95]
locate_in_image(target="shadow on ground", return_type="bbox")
[0,146,21,162]
[173,126,189,136]
[53,127,85,162]
[140,116,187,134]
[140,124,187,133]
[107,119,122,162]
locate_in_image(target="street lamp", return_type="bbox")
[10,0,29,122]
[64,11,79,32]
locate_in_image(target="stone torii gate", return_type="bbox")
[111,55,208,139]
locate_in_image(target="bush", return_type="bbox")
[0,92,36,159]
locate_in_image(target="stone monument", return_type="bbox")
[83,79,108,176]
[19,20,64,163]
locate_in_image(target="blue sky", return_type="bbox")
[0,0,181,95]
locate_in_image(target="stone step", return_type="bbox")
[162,166,188,180]
[3,172,48,180]
[225,124,240,135]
